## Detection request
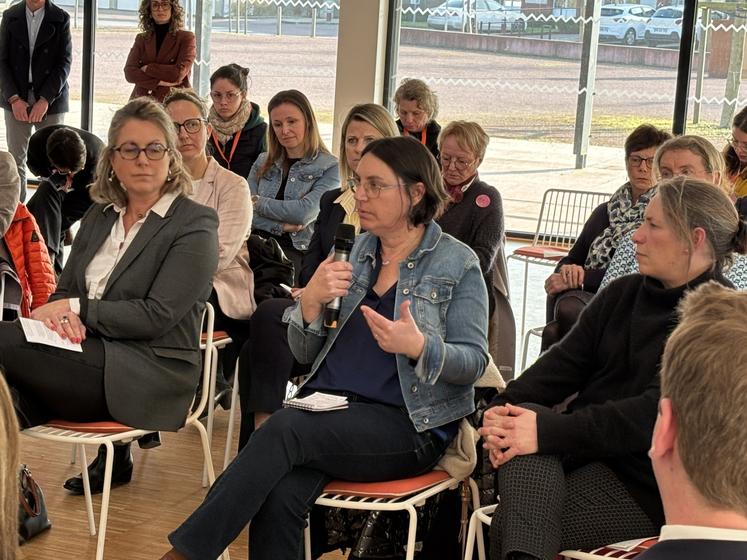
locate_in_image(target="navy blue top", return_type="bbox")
[305,256,405,407]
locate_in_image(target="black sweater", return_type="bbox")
[490,269,733,527]
[396,119,441,161]
[557,200,610,293]
[208,102,267,180]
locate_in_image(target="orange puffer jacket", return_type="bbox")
[3,203,56,317]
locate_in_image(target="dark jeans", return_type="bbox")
[0,321,109,428]
[26,180,93,274]
[169,403,448,560]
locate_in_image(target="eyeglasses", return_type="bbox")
[628,155,655,168]
[113,142,169,161]
[173,118,206,135]
[210,90,242,103]
[440,154,475,171]
[350,176,401,199]
[151,1,171,11]
[729,137,747,151]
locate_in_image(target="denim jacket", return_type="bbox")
[248,151,339,250]
[285,221,489,432]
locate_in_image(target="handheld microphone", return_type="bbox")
[323,223,356,329]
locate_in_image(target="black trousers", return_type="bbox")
[0,321,109,428]
[489,455,656,560]
[26,181,93,274]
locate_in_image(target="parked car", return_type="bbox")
[427,0,526,33]
[644,6,729,47]
[599,4,655,46]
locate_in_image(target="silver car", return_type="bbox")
[599,4,655,46]
[427,0,526,33]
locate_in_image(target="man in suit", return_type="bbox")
[26,125,103,273]
[641,282,747,559]
[0,0,72,201]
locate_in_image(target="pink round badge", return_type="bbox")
[475,194,491,208]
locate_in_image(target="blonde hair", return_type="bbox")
[654,135,728,194]
[163,87,208,119]
[394,78,439,121]
[0,375,18,560]
[660,282,747,516]
[438,120,490,162]
[259,90,330,178]
[138,0,184,34]
[338,104,398,187]
[656,176,747,271]
[90,97,192,208]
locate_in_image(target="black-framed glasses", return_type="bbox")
[173,118,206,135]
[729,136,747,151]
[350,176,401,199]
[628,155,655,168]
[440,154,475,171]
[113,142,169,161]
[210,90,242,103]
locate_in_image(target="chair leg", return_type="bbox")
[519,260,529,336]
[304,516,312,560]
[79,444,96,536]
[95,440,116,560]
[70,443,77,465]
[223,360,240,470]
[466,479,487,560]
[203,345,220,487]
[464,510,479,560]
[404,504,418,560]
[521,328,533,372]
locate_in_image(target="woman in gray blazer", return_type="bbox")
[0,98,218,493]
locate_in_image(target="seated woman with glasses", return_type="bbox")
[250,89,339,283]
[124,0,195,102]
[394,78,441,161]
[6,98,218,496]
[724,105,747,198]
[482,176,747,560]
[162,136,489,560]
[207,63,267,180]
[601,135,747,291]
[541,124,671,351]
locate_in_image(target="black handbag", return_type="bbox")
[18,464,51,544]
[247,234,295,303]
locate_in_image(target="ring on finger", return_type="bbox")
[60,315,70,324]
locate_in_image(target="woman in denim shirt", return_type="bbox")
[249,89,339,282]
[164,137,489,560]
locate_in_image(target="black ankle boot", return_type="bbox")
[63,443,134,495]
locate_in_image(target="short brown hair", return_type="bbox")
[624,124,672,158]
[654,135,727,193]
[660,282,747,516]
[90,97,192,208]
[394,78,439,122]
[656,176,747,271]
[138,0,184,35]
[438,121,490,161]
[47,128,86,174]
[360,136,447,226]
[163,87,208,119]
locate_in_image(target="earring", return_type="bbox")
[108,169,115,183]
[166,173,173,182]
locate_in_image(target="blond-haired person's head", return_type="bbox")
[338,104,398,186]
[0,375,19,560]
[654,135,728,194]
[437,121,489,187]
[91,97,192,209]
[651,282,747,524]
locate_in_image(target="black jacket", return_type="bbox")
[300,187,345,286]
[0,0,72,114]
[208,102,267,180]
[396,118,441,161]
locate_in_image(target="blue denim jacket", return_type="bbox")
[248,151,339,250]
[285,221,489,432]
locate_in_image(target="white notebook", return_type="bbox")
[282,392,349,412]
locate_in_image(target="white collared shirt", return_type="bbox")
[69,192,178,313]
[25,4,45,83]
[659,524,747,542]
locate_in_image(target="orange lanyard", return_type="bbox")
[211,129,242,169]
[406,127,427,145]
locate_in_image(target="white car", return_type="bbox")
[427,0,526,33]
[644,6,729,47]
[599,4,655,46]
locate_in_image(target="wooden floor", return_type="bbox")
[18,406,346,560]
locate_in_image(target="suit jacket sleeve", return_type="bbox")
[38,13,72,105]
[124,34,159,89]
[0,12,18,101]
[78,206,219,339]
[299,189,337,286]
[143,31,196,84]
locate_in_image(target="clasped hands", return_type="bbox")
[302,255,425,360]
[478,404,538,468]
[544,264,585,295]
[11,97,48,123]
[30,299,86,344]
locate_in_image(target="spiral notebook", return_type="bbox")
[282,392,349,412]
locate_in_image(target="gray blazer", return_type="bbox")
[51,195,219,431]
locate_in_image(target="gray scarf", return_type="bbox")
[208,99,253,145]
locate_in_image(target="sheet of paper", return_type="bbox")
[607,537,654,552]
[283,392,349,412]
[19,317,83,353]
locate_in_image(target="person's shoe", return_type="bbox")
[63,443,133,495]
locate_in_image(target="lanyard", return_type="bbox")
[211,129,242,169]
[405,127,427,146]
